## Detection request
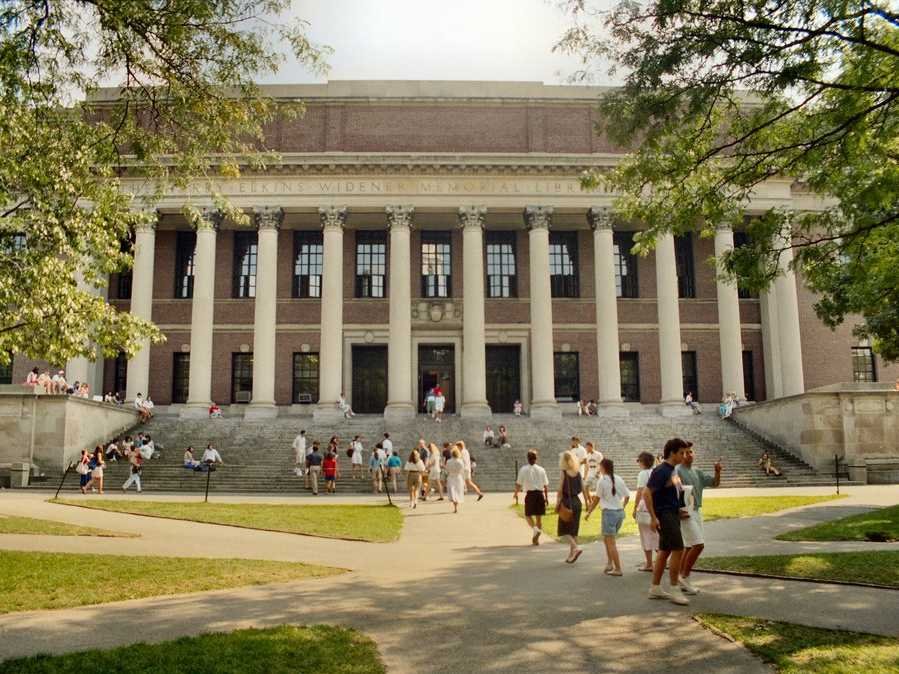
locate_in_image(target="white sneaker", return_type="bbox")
[648,585,671,601]
[679,577,699,595]
[668,586,690,606]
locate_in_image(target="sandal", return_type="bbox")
[570,549,583,564]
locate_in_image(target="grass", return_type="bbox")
[695,613,899,674]
[696,550,899,588]
[0,550,343,614]
[0,624,385,674]
[776,503,899,542]
[51,499,404,543]
[513,494,844,544]
[0,514,135,538]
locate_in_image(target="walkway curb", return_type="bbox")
[693,567,899,591]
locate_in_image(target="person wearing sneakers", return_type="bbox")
[588,458,630,576]
[633,451,659,572]
[676,444,722,596]
[458,441,485,501]
[513,449,549,545]
[644,438,691,606]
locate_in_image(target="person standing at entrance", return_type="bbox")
[644,438,691,605]
[458,441,484,501]
[676,444,722,595]
[306,442,323,495]
[513,450,549,545]
[434,388,446,423]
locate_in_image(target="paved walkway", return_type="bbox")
[0,485,897,672]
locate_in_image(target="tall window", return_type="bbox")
[113,352,127,396]
[613,231,639,298]
[293,231,323,298]
[355,231,387,298]
[232,231,258,298]
[174,231,196,299]
[292,353,320,403]
[733,231,757,299]
[421,231,452,298]
[851,346,876,382]
[114,234,134,300]
[171,353,190,403]
[485,231,517,298]
[0,355,12,385]
[553,352,580,402]
[549,232,579,297]
[619,352,640,402]
[682,351,698,400]
[231,353,253,403]
[742,350,755,401]
[675,233,696,298]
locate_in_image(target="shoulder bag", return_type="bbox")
[556,472,575,523]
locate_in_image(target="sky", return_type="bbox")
[271,0,607,85]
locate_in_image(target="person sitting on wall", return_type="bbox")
[684,392,701,415]
[513,400,523,416]
[337,392,355,419]
[134,393,151,423]
[587,400,598,416]
[208,402,223,418]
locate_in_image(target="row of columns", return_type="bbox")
[123,205,805,418]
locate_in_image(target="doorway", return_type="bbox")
[418,345,455,414]
[486,345,521,413]
[352,345,387,413]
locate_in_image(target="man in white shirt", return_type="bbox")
[292,430,307,467]
[514,450,550,545]
[584,441,604,505]
[202,444,223,470]
[381,433,393,456]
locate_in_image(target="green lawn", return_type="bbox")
[0,550,343,614]
[696,613,899,674]
[0,514,135,538]
[513,494,843,544]
[777,504,899,542]
[696,550,899,588]
[52,499,403,543]
[0,624,384,674]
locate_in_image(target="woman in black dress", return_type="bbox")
[557,450,585,563]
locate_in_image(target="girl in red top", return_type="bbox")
[322,452,339,493]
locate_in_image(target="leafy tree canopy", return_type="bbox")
[0,0,328,366]
[557,0,899,360]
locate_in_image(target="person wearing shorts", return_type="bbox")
[643,438,691,606]
[589,458,630,576]
[633,452,659,572]
[676,445,722,595]
[513,450,549,545]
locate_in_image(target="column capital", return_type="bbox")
[458,205,486,230]
[132,209,158,233]
[255,206,284,231]
[524,205,553,231]
[587,207,614,231]
[715,222,734,233]
[318,205,347,231]
[386,204,414,230]
[193,207,221,232]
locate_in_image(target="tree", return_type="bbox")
[0,1,328,367]
[556,0,899,360]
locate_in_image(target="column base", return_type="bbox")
[529,400,562,421]
[313,404,346,423]
[384,402,416,424]
[594,402,630,417]
[460,401,492,420]
[658,402,694,418]
[180,403,212,420]
[244,403,278,420]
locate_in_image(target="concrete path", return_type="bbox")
[0,485,897,672]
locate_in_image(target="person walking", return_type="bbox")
[590,458,630,576]
[583,441,604,509]
[292,429,307,471]
[322,449,339,494]
[404,450,426,509]
[426,442,444,500]
[82,446,105,494]
[306,442,323,495]
[387,451,402,492]
[513,449,549,545]
[350,435,364,479]
[458,441,484,501]
[369,444,384,494]
[644,438,691,606]
[676,444,722,595]
[121,450,143,493]
[633,451,659,572]
[76,449,92,492]
[557,450,584,563]
[445,447,466,513]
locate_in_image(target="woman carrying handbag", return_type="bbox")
[556,450,585,563]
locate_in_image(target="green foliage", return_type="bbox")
[0,514,134,537]
[557,0,899,360]
[776,503,899,542]
[696,614,899,674]
[0,1,329,364]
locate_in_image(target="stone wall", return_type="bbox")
[732,384,899,482]
[0,387,139,476]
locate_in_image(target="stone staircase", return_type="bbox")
[43,407,846,495]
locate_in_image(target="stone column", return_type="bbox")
[67,268,106,396]
[655,232,690,415]
[524,206,561,420]
[314,206,347,421]
[714,224,746,400]
[385,205,416,421]
[759,289,783,399]
[182,209,219,418]
[774,217,805,396]
[246,207,283,418]
[459,206,491,418]
[588,207,627,415]
[125,211,158,402]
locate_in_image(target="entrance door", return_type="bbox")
[418,345,455,414]
[352,346,387,413]
[486,345,520,413]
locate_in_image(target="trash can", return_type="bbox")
[9,462,30,488]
